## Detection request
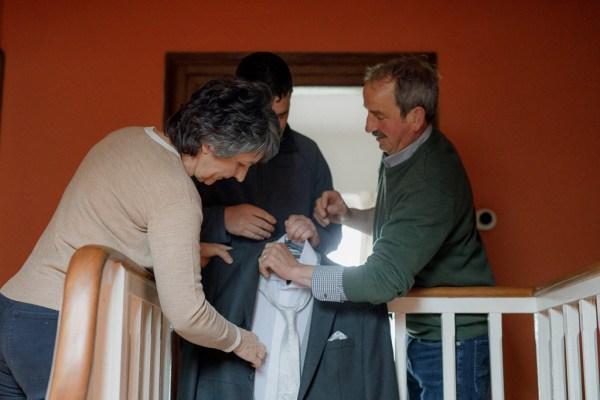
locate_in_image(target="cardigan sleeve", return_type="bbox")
[147,200,240,351]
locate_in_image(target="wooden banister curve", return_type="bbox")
[47,245,156,400]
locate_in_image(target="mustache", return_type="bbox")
[372,131,386,139]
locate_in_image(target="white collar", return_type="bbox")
[144,126,180,157]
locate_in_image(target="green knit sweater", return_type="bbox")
[343,128,495,340]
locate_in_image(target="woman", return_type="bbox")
[0,77,280,399]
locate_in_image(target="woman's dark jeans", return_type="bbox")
[0,294,58,400]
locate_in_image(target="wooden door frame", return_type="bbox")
[163,52,437,125]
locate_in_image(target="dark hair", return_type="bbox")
[365,55,439,123]
[165,77,280,162]
[235,52,293,98]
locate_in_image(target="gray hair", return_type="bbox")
[165,77,280,162]
[365,56,439,123]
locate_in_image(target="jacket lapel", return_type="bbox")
[297,300,338,399]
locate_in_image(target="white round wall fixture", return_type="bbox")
[476,208,497,231]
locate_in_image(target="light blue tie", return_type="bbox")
[259,239,312,399]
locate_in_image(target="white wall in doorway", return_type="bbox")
[288,87,381,265]
[287,86,381,195]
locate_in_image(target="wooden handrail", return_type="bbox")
[46,245,155,400]
[533,260,600,296]
[403,260,600,299]
[406,286,534,298]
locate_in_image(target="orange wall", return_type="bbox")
[1,1,599,398]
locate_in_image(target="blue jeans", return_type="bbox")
[0,294,58,400]
[406,335,490,400]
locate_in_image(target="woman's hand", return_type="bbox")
[200,242,233,268]
[233,328,267,368]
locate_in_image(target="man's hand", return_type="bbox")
[285,215,320,248]
[199,242,233,268]
[224,204,276,240]
[233,328,267,368]
[313,190,349,227]
[259,242,314,287]
[258,242,298,281]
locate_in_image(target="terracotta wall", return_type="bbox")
[1,1,599,398]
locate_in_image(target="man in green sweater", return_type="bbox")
[259,56,495,399]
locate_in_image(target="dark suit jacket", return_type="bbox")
[196,125,342,257]
[176,239,399,400]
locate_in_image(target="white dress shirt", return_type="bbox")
[252,236,319,400]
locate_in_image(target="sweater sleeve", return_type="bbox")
[342,185,455,304]
[147,200,239,351]
[310,148,342,256]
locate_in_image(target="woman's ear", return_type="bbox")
[200,143,211,155]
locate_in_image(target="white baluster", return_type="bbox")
[441,313,456,400]
[580,297,599,400]
[488,313,505,399]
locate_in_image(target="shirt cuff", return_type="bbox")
[311,265,347,302]
[223,325,241,353]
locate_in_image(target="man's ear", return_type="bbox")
[410,106,426,129]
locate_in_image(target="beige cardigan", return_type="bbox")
[1,127,239,352]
